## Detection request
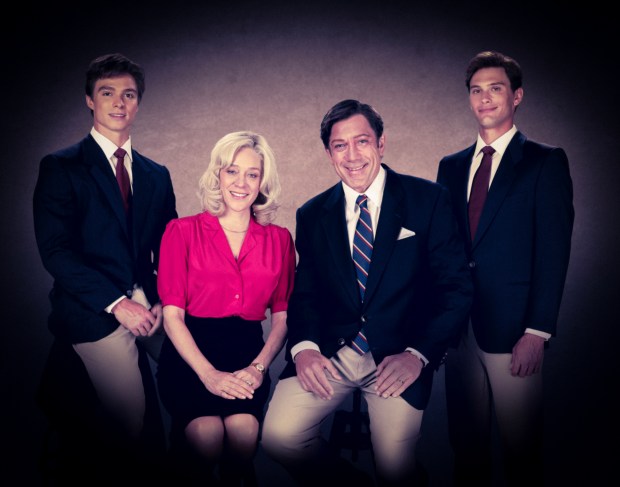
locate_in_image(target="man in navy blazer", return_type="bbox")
[436,51,574,487]
[262,99,472,486]
[33,53,177,483]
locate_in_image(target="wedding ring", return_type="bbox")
[245,380,253,386]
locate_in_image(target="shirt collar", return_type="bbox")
[90,127,133,163]
[342,166,386,211]
[475,124,517,159]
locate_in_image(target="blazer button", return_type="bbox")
[337,338,346,346]
[468,261,476,269]
[126,289,133,297]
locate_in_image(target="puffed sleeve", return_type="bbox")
[269,228,296,314]
[157,219,189,309]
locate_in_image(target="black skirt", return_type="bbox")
[156,315,271,432]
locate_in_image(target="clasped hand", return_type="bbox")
[201,367,264,400]
[112,299,163,337]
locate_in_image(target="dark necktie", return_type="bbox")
[114,148,131,213]
[468,146,495,240]
[351,194,373,355]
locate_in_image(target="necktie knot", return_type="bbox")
[481,145,495,157]
[356,194,368,209]
[114,147,127,165]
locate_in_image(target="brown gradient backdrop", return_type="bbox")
[3,1,618,485]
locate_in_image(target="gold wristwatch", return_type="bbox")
[251,363,266,375]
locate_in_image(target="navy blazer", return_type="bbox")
[281,164,473,410]
[437,131,574,353]
[33,135,177,343]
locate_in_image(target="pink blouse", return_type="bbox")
[157,212,295,321]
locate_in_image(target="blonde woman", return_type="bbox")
[156,131,295,485]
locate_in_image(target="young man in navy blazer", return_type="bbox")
[262,99,472,486]
[436,51,574,486]
[33,53,177,483]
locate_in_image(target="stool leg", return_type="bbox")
[328,389,372,462]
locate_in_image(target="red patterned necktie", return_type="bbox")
[114,148,131,213]
[468,146,495,240]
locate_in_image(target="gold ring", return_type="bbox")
[245,380,253,386]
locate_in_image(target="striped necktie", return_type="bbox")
[351,194,373,355]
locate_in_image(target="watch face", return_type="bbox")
[253,363,265,373]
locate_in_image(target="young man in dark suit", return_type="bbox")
[436,51,574,486]
[33,53,177,483]
[262,99,472,486]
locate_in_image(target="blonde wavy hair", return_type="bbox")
[198,131,281,225]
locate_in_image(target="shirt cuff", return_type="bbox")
[106,295,126,314]
[525,328,551,341]
[291,340,320,362]
[405,347,428,367]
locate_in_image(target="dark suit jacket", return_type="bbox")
[281,164,473,410]
[33,134,178,343]
[437,131,574,353]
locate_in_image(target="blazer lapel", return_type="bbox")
[321,186,360,309]
[131,153,153,253]
[362,167,403,306]
[472,132,525,248]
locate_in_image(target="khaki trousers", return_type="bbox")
[263,345,423,483]
[73,325,145,439]
[445,322,544,486]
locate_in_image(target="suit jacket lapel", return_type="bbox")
[131,152,153,252]
[321,186,360,309]
[473,132,525,248]
[84,136,130,239]
[362,167,404,306]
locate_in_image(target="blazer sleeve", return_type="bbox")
[285,207,324,351]
[525,147,574,333]
[33,154,125,313]
[415,185,473,365]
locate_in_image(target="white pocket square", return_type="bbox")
[397,227,416,240]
